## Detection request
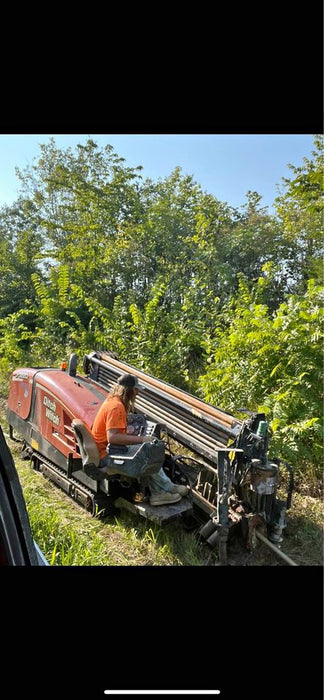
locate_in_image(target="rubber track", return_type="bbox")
[30,449,103,515]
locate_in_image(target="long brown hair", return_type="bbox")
[108,384,136,413]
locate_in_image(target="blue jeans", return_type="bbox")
[99,455,174,496]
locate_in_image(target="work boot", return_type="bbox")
[170,484,189,497]
[149,491,181,506]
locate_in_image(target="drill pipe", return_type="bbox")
[97,351,238,427]
[255,531,298,566]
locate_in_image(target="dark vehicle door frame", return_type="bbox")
[0,425,48,565]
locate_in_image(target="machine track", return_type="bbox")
[30,449,115,517]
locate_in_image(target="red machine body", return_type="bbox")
[7,367,114,513]
[8,367,107,460]
[6,361,191,522]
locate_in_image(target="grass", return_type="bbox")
[277,491,323,566]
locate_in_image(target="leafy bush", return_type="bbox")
[199,275,323,479]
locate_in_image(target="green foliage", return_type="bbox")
[0,135,322,485]
[199,277,323,478]
[274,134,323,292]
[0,201,44,318]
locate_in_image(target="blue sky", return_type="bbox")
[0,133,316,213]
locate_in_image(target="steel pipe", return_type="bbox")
[94,352,240,427]
[93,362,239,437]
[255,530,298,566]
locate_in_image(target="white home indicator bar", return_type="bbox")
[104,692,221,696]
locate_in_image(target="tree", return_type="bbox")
[274,134,323,292]
[0,199,44,318]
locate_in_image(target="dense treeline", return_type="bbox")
[0,136,322,481]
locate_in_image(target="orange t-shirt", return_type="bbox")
[91,396,127,459]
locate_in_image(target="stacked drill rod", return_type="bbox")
[84,351,242,466]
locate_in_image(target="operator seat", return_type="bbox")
[71,419,108,481]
